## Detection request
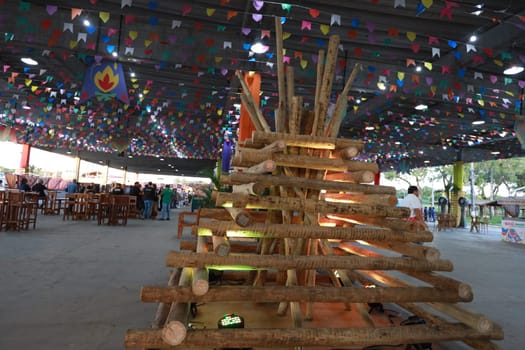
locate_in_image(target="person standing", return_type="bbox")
[142,182,155,220]
[159,184,174,220]
[66,179,78,194]
[399,185,427,231]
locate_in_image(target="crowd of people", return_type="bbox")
[9,176,194,221]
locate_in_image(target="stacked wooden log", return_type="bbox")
[125,20,503,350]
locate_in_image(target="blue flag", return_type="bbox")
[80,61,129,104]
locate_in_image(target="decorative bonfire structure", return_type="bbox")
[125,18,503,350]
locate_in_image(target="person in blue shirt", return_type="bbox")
[66,179,78,194]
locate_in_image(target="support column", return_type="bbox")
[19,144,31,173]
[451,161,464,227]
[238,72,261,142]
[104,160,110,191]
[74,156,81,182]
[123,166,128,185]
[374,171,380,185]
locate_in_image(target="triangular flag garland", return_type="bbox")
[0,1,523,161]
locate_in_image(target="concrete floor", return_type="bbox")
[0,210,523,350]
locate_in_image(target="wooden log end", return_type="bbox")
[215,243,231,257]
[264,160,277,172]
[458,283,474,301]
[339,146,359,159]
[235,212,252,227]
[477,316,496,333]
[423,247,441,262]
[360,170,375,183]
[161,321,187,346]
[192,279,210,296]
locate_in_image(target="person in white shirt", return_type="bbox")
[399,186,423,220]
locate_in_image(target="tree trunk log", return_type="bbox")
[215,192,409,218]
[231,182,267,196]
[404,271,473,300]
[339,240,442,262]
[141,285,468,304]
[161,268,192,346]
[232,152,379,174]
[244,160,277,174]
[181,239,257,254]
[125,324,501,349]
[251,131,364,151]
[221,173,396,195]
[165,251,454,272]
[326,214,422,232]
[322,193,398,206]
[331,146,359,160]
[151,268,181,329]
[324,171,376,183]
[199,208,267,223]
[194,221,433,242]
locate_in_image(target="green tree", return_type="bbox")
[471,158,525,198]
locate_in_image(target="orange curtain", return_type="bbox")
[238,72,261,142]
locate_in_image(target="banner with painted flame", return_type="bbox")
[79,61,129,104]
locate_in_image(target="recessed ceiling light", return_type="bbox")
[415,66,422,72]
[130,72,136,77]
[472,120,485,125]
[22,104,31,110]
[491,151,500,155]
[365,126,375,131]
[503,65,524,75]
[469,35,477,42]
[21,57,38,65]
[112,52,118,57]
[128,155,133,158]
[160,158,164,161]
[424,160,430,163]
[414,104,428,110]
[250,41,269,54]
[83,19,90,26]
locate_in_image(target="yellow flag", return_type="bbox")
[99,11,110,23]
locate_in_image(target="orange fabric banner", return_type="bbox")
[19,144,31,169]
[238,72,261,142]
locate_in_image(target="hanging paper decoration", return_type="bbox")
[79,61,129,104]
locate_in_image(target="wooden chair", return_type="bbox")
[128,196,138,218]
[4,191,25,231]
[108,195,131,226]
[177,208,201,239]
[0,191,7,230]
[43,190,61,215]
[480,216,490,234]
[97,194,112,225]
[470,216,481,233]
[22,192,39,230]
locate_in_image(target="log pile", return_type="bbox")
[125,20,503,350]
